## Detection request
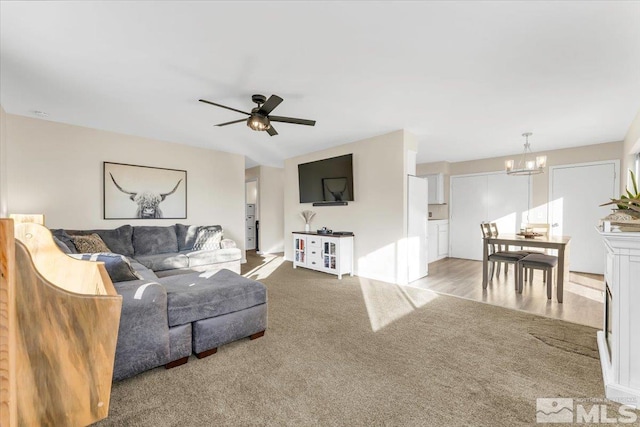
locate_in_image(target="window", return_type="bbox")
[635,153,640,179]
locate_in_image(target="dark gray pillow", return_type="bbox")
[175,224,199,251]
[50,229,78,254]
[52,235,72,254]
[133,226,178,255]
[69,253,142,282]
[193,225,223,251]
[65,225,134,257]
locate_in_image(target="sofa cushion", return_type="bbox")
[135,253,189,272]
[50,229,79,254]
[181,248,242,268]
[65,225,134,257]
[70,253,143,282]
[133,226,178,255]
[161,269,267,327]
[175,224,199,251]
[129,261,160,281]
[192,225,223,251]
[71,234,111,253]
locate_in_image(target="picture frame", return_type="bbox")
[103,162,187,219]
[322,177,350,202]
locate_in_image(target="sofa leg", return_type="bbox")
[195,347,218,359]
[165,356,189,369]
[249,330,265,340]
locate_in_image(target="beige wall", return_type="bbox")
[284,130,411,284]
[5,114,246,252]
[622,108,640,187]
[0,106,7,217]
[418,141,623,222]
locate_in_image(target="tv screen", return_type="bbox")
[298,154,354,203]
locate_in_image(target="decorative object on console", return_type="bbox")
[317,227,332,234]
[600,169,640,218]
[104,162,186,220]
[300,210,316,232]
[505,132,547,176]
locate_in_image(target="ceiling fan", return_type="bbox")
[198,94,316,136]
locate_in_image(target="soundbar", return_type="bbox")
[312,201,348,206]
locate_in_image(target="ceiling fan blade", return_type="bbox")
[269,116,316,126]
[266,125,278,136]
[199,99,250,116]
[215,118,247,127]
[258,95,283,115]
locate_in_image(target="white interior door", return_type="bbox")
[550,161,618,274]
[450,174,488,260]
[487,173,530,234]
[408,176,428,281]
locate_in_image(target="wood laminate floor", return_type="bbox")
[409,257,604,328]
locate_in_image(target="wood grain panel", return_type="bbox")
[1,220,122,426]
[0,220,17,427]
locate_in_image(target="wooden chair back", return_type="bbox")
[0,220,122,427]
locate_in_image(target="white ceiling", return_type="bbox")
[1,1,639,168]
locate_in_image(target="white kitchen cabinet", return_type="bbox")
[428,220,449,263]
[424,173,445,205]
[292,232,353,279]
[245,204,256,250]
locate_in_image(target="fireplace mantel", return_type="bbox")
[597,229,640,408]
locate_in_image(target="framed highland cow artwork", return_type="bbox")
[103,162,187,219]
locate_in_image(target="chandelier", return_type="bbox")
[505,132,547,176]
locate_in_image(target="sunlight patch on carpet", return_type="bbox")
[243,255,284,281]
[359,277,438,332]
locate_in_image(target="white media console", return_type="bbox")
[292,232,353,279]
[597,230,640,407]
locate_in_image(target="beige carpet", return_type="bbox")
[94,252,608,426]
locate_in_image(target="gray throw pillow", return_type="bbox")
[175,224,200,251]
[52,235,72,254]
[50,229,79,254]
[192,225,223,251]
[69,253,143,282]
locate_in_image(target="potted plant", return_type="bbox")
[601,169,640,218]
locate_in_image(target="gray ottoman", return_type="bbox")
[160,269,268,358]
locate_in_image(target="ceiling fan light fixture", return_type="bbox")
[247,115,270,131]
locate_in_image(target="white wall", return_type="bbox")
[623,108,640,188]
[284,130,410,284]
[0,106,7,218]
[5,114,246,252]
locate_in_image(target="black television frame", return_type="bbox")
[298,154,354,205]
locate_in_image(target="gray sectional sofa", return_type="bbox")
[52,224,267,381]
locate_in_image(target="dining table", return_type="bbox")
[482,233,572,303]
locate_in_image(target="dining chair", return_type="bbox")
[521,222,553,282]
[517,253,558,299]
[480,223,528,283]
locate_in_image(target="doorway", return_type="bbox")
[245,180,258,251]
[549,161,618,274]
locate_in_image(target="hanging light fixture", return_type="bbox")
[505,132,547,176]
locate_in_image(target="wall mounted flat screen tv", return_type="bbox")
[298,154,354,203]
